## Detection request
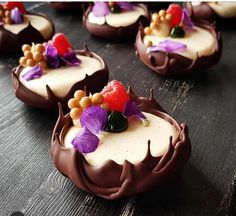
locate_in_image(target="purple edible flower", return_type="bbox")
[44,44,59,68]
[123,101,146,119]
[147,40,187,53]
[61,51,81,66]
[92,2,110,17]
[117,2,134,10]
[72,127,99,153]
[11,7,23,24]
[80,106,108,134]
[182,8,194,30]
[21,65,42,81]
[0,22,3,27]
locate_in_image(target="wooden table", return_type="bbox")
[0,2,235,216]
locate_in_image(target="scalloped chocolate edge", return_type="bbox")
[135,20,222,77]
[12,46,109,110]
[0,12,55,54]
[83,4,150,40]
[51,88,191,200]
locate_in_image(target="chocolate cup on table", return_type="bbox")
[51,87,191,200]
[135,21,222,77]
[83,4,150,41]
[12,46,109,110]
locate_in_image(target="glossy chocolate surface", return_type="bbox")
[51,88,191,200]
[12,46,109,110]
[135,21,222,77]
[185,2,216,22]
[83,4,149,41]
[0,12,55,54]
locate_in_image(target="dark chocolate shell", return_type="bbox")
[135,21,222,77]
[51,88,191,200]
[0,13,55,54]
[49,2,87,12]
[83,4,150,40]
[184,2,216,22]
[12,46,109,110]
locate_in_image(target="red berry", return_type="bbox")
[51,33,73,56]
[101,80,130,112]
[5,2,26,14]
[166,4,183,27]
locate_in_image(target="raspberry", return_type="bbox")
[101,80,129,112]
[51,33,72,56]
[166,4,183,27]
[5,2,26,14]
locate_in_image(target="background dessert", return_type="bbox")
[0,2,54,54]
[12,33,109,109]
[83,2,149,40]
[135,4,222,76]
[185,2,236,22]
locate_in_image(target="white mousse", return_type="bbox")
[4,14,53,39]
[88,5,148,27]
[64,112,179,166]
[143,26,216,60]
[19,55,103,98]
[207,2,236,18]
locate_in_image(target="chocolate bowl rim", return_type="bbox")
[12,45,109,110]
[51,87,191,199]
[135,20,222,77]
[82,3,150,40]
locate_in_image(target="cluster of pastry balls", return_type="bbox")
[144,9,173,47]
[68,90,110,120]
[19,44,47,69]
[0,4,12,24]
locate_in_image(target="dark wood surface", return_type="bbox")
[0,2,236,216]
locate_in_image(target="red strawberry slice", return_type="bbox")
[166,4,183,27]
[5,2,26,14]
[101,80,130,112]
[51,33,73,56]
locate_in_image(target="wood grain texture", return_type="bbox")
[0,2,236,216]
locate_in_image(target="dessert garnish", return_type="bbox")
[68,80,147,153]
[0,2,25,25]
[92,2,134,17]
[144,4,194,51]
[19,33,81,81]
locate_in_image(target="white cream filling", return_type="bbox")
[3,14,53,39]
[88,5,148,27]
[207,2,236,18]
[64,112,179,166]
[143,26,216,60]
[19,55,103,98]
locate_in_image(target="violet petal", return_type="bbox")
[117,2,134,11]
[44,44,59,68]
[61,51,81,66]
[147,40,187,53]
[11,7,23,24]
[92,2,110,17]
[182,8,195,30]
[0,22,3,27]
[21,65,42,81]
[72,127,99,153]
[123,101,146,119]
[80,106,108,134]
